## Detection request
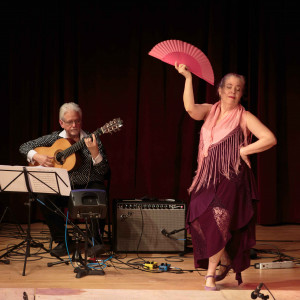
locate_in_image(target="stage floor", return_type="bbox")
[0,222,299,300]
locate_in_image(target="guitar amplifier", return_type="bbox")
[113,199,186,253]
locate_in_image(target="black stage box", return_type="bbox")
[113,199,186,253]
[69,189,107,219]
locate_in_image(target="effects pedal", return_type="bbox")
[143,261,158,270]
[159,263,171,271]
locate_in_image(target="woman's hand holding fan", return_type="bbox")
[175,61,192,79]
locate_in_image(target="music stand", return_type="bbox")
[0,165,71,276]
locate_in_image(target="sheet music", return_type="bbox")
[0,165,71,196]
[0,165,27,192]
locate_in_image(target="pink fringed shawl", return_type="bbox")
[188,101,250,193]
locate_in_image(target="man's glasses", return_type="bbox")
[62,119,81,126]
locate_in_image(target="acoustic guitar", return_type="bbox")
[30,118,123,171]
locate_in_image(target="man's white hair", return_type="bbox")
[59,102,82,120]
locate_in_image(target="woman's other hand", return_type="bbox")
[240,147,251,168]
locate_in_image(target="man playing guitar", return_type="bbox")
[19,102,110,257]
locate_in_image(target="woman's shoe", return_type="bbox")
[204,275,217,291]
[215,264,232,281]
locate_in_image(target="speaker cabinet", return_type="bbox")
[113,199,186,253]
[69,189,107,219]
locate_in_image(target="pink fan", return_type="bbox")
[148,40,214,85]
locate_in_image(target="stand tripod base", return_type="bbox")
[74,267,105,278]
[47,248,82,267]
[0,259,10,264]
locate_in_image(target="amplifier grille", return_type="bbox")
[113,200,186,253]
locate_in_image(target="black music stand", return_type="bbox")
[0,165,71,275]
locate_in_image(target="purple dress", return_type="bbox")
[186,127,258,285]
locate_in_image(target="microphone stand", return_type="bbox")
[73,216,105,278]
[47,210,106,278]
[161,227,185,240]
[251,283,270,300]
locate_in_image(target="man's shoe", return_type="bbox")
[50,241,74,257]
[87,244,106,257]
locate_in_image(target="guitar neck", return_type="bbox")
[56,118,122,162]
[58,130,102,160]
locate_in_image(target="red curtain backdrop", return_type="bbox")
[0,1,299,224]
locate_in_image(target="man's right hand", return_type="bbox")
[33,153,54,167]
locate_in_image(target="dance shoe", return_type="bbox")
[204,275,217,291]
[215,264,232,281]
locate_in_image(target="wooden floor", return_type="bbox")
[0,222,299,300]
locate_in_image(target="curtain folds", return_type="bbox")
[1,1,299,224]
